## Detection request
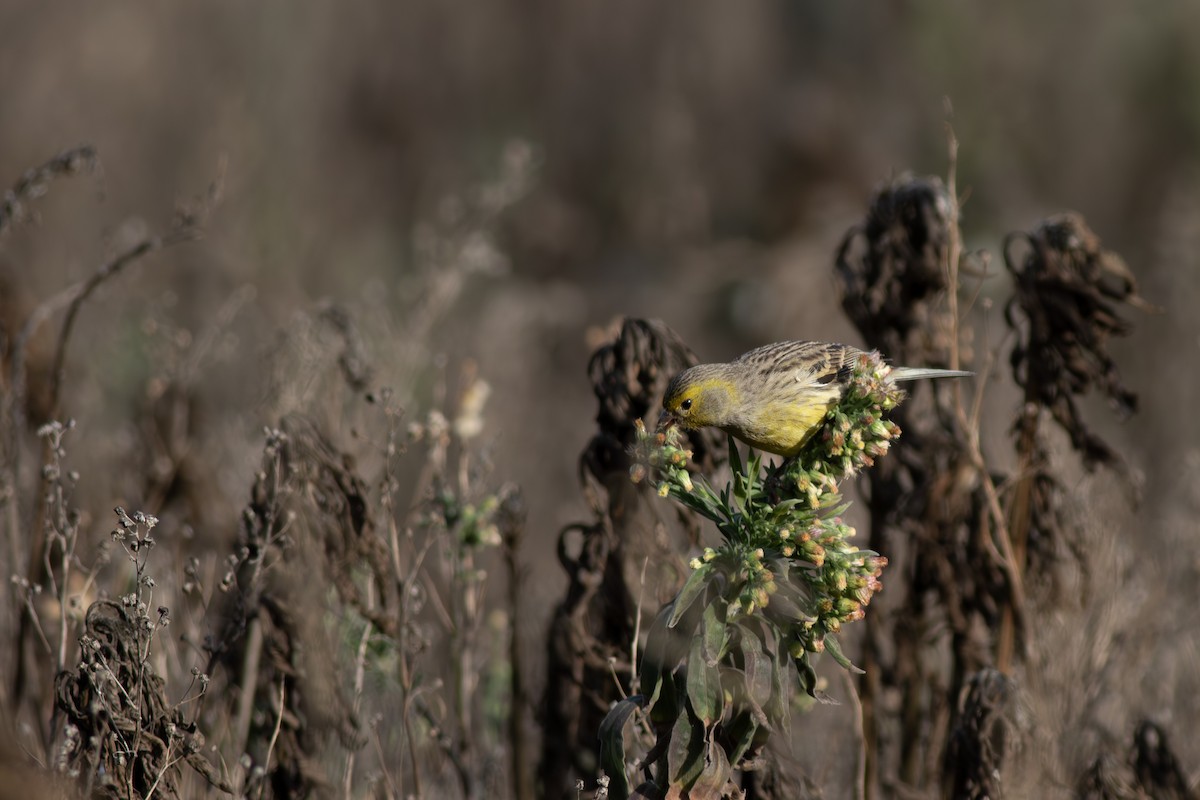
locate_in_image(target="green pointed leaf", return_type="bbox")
[727,434,743,477]
[687,622,723,725]
[700,599,727,665]
[720,665,769,731]
[674,490,722,523]
[747,450,763,480]
[641,604,692,707]
[725,711,759,766]
[688,740,732,799]
[772,498,806,512]
[760,582,811,625]
[795,651,818,697]
[824,634,863,674]
[667,706,706,789]
[668,564,713,629]
[767,636,793,734]
[843,548,881,560]
[648,669,680,726]
[739,632,773,710]
[598,696,643,800]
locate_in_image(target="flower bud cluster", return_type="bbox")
[432,492,502,548]
[806,353,905,478]
[630,352,904,674]
[629,419,694,495]
[789,515,888,655]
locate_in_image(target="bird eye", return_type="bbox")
[680,398,693,411]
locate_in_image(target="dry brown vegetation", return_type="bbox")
[2,4,1200,799]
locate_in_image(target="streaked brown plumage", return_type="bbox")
[658,340,970,457]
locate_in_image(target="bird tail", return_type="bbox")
[889,366,973,382]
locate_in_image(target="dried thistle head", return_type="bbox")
[1004,212,1154,467]
[584,317,724,481]
[835,174,956,360]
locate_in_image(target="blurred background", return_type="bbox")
[2,1,1199,796]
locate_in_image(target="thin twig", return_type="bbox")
[629,557,656,741]
[942,123,1028,667]
[606,657,628,700]
[501,490,534,800]
[4,281,85,564]
[144,744,182,800]
[414,698,472,793]
[18,593,54,656]
[842,668,867,800]
[233,615,264,762]
[48,228,197,419]
[0,145,98,238]
[630,556,649,693]
[257,682,286,800]
[14,219,201,716]
[370,722,399,800]
[343,590,375,799]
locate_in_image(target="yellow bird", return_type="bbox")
[657,340,970,457]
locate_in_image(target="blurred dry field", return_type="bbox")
[2,3,1200,798]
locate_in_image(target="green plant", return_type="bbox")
[601,352,903,798]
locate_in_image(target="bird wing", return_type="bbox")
[734,340,864,388]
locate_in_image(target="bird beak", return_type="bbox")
[656,410,677,433]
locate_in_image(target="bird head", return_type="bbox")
[658,365,737,432]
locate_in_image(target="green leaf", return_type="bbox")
[760,582,812,625]
[668,564,713,629]
[641,604,692,707]
[725,711,759,767]
[747,450,763,481]
[823,633,864,674]
[598,696,643,800]
[795,651,818,698]
[674,491,722,523]
[740,632,773,711]
[727,434,743,478]
[667,706,706,789]
[767,635,793,734]
[767,498,806,515]
[723,627,772,730]
[700,599,727,666]
[717,520,741,541]
[688,740,732,799]
[843,548,881,560]
[648,669,680,726]
[687,621,724,725]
